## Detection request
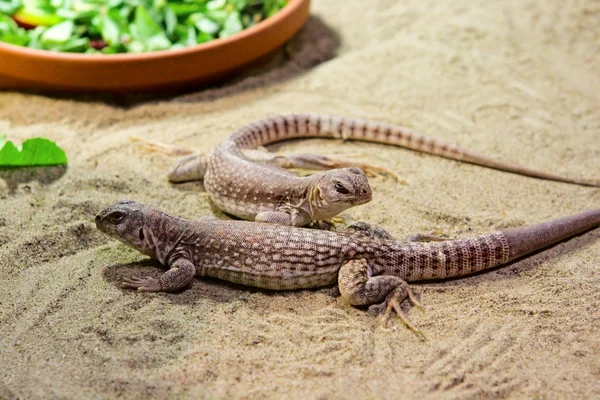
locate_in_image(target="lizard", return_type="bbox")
[95,200,600,334]
[135,113,600,227]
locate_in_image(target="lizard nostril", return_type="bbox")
[95,215,101,222]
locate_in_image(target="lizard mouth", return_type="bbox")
[354,189,372,204]
[352,196,372,205]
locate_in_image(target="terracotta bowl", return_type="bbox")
[0,0,310,92]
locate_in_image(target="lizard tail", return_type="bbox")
[500,208,600,261]
[336,116,600,188]
[229,113,600,187]
[459,150,600,188]
[396,208,600,281]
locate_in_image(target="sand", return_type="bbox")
[1,0,599,398]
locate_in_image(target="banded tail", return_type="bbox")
[231,113,600,187]
[397,208,600,282]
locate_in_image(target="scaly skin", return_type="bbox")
[158,113,600,227]
[95,201,600,334]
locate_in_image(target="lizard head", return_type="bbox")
[95,200,152,254]
[310,167,373,218]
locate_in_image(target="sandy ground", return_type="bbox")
[1,0,600,398]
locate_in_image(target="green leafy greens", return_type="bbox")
[0,0,287,54]
[0,136,68,166]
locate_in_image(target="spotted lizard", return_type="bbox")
[137,113,600,227]
[96,200,600,334]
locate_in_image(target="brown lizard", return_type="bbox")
[95,200,600,334]
[137,113,600,227]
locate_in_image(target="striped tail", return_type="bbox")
[229,113,600,187]
[395,208,600,281]
[393,232,511,281]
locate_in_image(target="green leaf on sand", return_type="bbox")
[0,136,68,166]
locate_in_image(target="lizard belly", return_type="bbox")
[197,263,340,290]
[204,160,301,222]
[189,221,349,290]
[203,165,260,220]
[209,193,261,220]
[206,191,286,222]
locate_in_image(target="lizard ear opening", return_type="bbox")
[139,228,145,241]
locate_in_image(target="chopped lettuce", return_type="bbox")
[0,0,288,54]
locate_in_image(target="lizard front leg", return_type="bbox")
[338,259,423,336]
[255,209,311,227]
[122,258,196,292]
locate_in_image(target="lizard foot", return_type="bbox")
[129,136,194,156]
[359,164,407,184]
[370,283,426,339]
[122,276,162,291]
[308,216,346,230]
[405,231,449,242]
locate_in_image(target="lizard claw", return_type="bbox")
[122,276,162,292]
[372,284,426,340]
[329,216,346,224]
[360,164,407,184]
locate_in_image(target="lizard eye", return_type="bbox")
[334,182,350,194]
[110,212,124,224]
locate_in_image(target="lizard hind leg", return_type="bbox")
[264,152,406,183]
[405,232,450,242]
[167,152,209,183]
[345,221,396,240]
[338,259,425,338]
[129,136,195,156]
